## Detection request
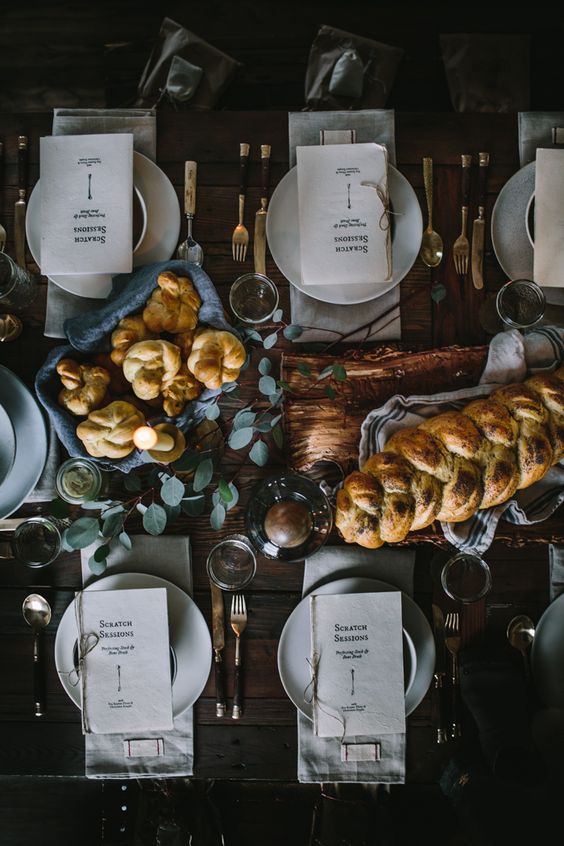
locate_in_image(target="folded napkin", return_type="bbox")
[26,419,59,502]
[518,112,564,167]
[45,108,157,339]
[533,148,564,289]
[298,545,414,784]
[359,326,564,554]
[549,543,564,602]
[288,110,401,343]
[80,535,194,779]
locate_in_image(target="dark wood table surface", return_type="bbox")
[0,111,555,781]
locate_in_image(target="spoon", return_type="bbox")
[507,614,536,680]
[419,157,443,267]
[22,593,52,717]
[177,160,203,266]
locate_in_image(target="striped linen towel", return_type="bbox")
[358,327,564,554]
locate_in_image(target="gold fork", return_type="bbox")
[445,611,462,739]
[231,142,250,262]
[230,593,248,719]
[452,155,472,289]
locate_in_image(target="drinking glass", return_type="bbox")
[229,272,279,323]
[0,516,68,568]
[206,534,257,591]
[56,458,103,505]
[495,278,545,330]
[0,253,38,311]
[441,551,492,604]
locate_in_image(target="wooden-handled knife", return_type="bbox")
[471,152,489,291]
[210,579,226,717]
[253,144,271,275]
[14,135,28,267]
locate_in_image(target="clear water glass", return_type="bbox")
[229,273,279,323]
[496,278,545,330]
[0,253,38,311]
[441,551,492,604]
[206,534,257,591]
[56,458,103,505]
[11,516,68,568]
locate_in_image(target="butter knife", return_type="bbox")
[14,135,28,268]
[253,144,271,275]
[210,579,226,717]
[471,152,489,291]
[432,604,448,744]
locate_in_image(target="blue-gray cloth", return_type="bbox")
[35,260,234,473]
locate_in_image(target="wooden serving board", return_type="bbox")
[281,344,564,547]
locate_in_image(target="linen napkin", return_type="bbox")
[298,545,414,784]
[518,112,564,167]
[45,108,157,338]
[359,326,564,555]
[80,535,195,778]
[288,110,401,343]
[533,148,564,289]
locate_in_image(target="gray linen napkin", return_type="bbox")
[548,544,564,602]
[45,108,157,338]
[26,419,60,502]
[79,535,195,779]
[298,545,415,784]
[288,110,401,343]
[359,327,564,555]
[518,112,564,167]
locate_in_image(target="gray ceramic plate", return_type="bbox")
[0,404,16,491]
[532,592,564,708]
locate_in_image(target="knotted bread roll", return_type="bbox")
[110,315,158,366]
[76,401,146,459]
[122,339,181,400]
[335,367,564,548]
[143,271,201,333]
[187,328,246,390]
[57,359,111,417]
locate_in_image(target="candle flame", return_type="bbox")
[133,426,158,451]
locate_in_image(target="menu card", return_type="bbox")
[75,587,173,735]
[296,142,391,287]
[39,133,133,275]
[533,147,564,288]
[310,591,405,738]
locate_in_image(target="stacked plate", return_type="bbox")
[0,365,48,518]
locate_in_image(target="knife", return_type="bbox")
[14,135,28,268]
[471,151,489,291]
[431,604,448,744]
[210,579,227,717]
[253,144,271,275]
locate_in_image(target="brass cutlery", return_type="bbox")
[230,593,248,719]
[431,604,448,744]
[445,611,462,739]
[507,614,535,680]
[14,135,28,268]
[453,154,472,288]
[232,142,250,262]
[253,144,271,275]
[177,160,203,266]
[471,152,489,290]
[419,157,443,267]
[210,579,226,717]
[0,141,6,253]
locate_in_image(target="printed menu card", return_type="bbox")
[75,587,173,735]
[39,133,133,275]
[310,591,405,738]
[296,142,392,287]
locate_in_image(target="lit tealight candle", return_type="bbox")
[133,425,175,452]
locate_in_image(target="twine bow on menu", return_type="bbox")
[471,152,490,291]
[14,135,28,268]
[253,144,271,275]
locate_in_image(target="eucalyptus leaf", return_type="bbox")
[210,502,226,530]
[271,414,282,428]
[204,403,221,421]
[242,328,262,342]
[233,409,256,430]
[136,503,148,515]
[80,500,112,511]
[65,517,100,550]
[88,555,107,576]
[101,511,124,538]
[283,324,303,340]
[161,475,185,506]
[101,504,126,521]
[193,457,213,492]
[255,417,273,433]
[259,375,277,396]
[222,381,239,393]
[325,385,337,400]
[272,424,284,450]
[218,478,233,503]
[163,503,181,522]
[269,392,282,405]
[332,363,347,382]
[93,544,110,563]
[181,496,206,517]
[228,427,254,450]
[173,450,201,472]
[118,531,132,551]
[277,379,293,392]
[263,332,278,349]
[296,363,311,378]
[258,357,272,376]
[316,365,333,382]
[143,503,167,536]
[49,498,71,519]
[124,473,142,492]
[431,282,447,303]
[272,308,283,323]
[249,439,269,466]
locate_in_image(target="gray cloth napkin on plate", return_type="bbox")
[26,419,60,502]
[360,326,564,555]
[548,544,564,602]
[80,535,194,779]
[45,108,157,339]
[288,110,401,343]
[298,545,414,784]
[518,112,564,167]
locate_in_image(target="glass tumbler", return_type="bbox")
[206,534,257,591]
[0,253,38,311]
[496,278,546,330]
[229,272,279,323]
[441,551,492,604]
[0,516,68,568]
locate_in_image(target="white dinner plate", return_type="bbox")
[0,365,48,518]
[0,404,16,490]
[26,151,181,299]
[532,592,564,708]
[55,572,212,718]
[277,576,435,720]
[266,164,422,305]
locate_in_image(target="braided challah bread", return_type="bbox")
[335,367,564,548]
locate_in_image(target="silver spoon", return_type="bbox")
[177,160,203,266]
[22,593,52,717]
[419,157,443,267]
[507,614,535,680]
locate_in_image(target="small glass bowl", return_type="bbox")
[206,534,257,591]
[56,458,103,505]
[229,273,279,324]
[496,279,546,330]
[245,473,332,563]
[441,551,492,604]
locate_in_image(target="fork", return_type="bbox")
[230,593,248,719]
[0,141,6,252]
[231,142,250,262]
[445,611,462,739]
[452,155,472,290]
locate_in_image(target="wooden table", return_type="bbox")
[0,112,555,781]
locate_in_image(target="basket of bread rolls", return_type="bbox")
[35,261,246,471]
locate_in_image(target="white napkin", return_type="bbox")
[80,535,195,779]
[359,326,564,555]
[297,545,414,783]
[533,148,564,288]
